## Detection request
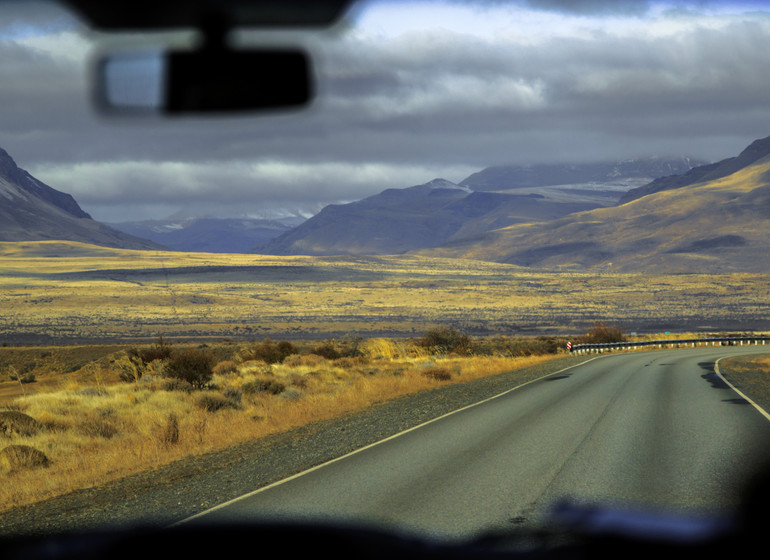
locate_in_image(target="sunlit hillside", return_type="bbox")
[420,157,770,273]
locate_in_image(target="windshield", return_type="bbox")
[2,0,770,548]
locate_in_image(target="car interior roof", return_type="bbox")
[60,0,356,30]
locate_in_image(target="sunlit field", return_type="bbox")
[1,240,768,511]
[0,335,560,511]
[1,241,768,344]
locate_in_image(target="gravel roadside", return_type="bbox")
[718,353,770,413]
[0,355,592,537]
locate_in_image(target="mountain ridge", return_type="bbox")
[255,178,601,256]
[109,216,303,253]
[256,157,706,257]
[618,135,770,204]
[459,157,704,192]
[417,142,770,273]
[0,147,164,251]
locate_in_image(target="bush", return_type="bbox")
[0,445,49,473]
[159,414,179,447]
[470,335,569,356]
[578,322,627,344]
[244,338,297,364]
[534,336,564,354]
[9,372,36,384]
[213,360,238,376]
[242,379,286,395]
[132,335,173,365]
[164,348,215,389]
[310,340,342,360]
[279,388,304,400]
[78,417,118,439]
[222,387,243,404]
[197,393,239,412]
[421,366,452,381]
[0,411,40,438]
[113,352,143,383]
[417,327,471,355]
[276,340,298,359]
[161,378,194,393]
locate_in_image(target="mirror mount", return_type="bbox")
[94,12,313,115]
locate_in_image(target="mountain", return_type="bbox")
[256,158,703,257]
[618,135,770,204]
[460,157,705,194]
[255,178,601,256]
[0,147,164,250]
[418,141,770,273]
[108,216,304,253]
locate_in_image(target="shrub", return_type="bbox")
[0,411,40,438]
[279,388,304,400]
[333,356,367,368]
[578,322,627,344]
[196,393,238,412]
[242,379,286,395]
[244,338,297,364]
[213,360,238,376]
[222,387,243,404]
[161,378,194,393]
[535,336,564,354]
[76,387,106,397]
[282,353,325,368]
[159,414,179,447]
[417,327,471,355]
[310,340,342,360]
[309,337,364,360]
[470,335,568,357]
[276,340,298,359]
[8,370,36,384]
[132,335,173,366]
[78,417,118,439]
[337,336,365,358]
[0,445,49,473]
[113,352,143,383]
[421,366,452,381]
[164,348,215,389]
[362,338,403,360]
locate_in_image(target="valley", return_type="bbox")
[1,241,768,345]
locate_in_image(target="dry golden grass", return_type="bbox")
[1,240,767,510]
[0,339,557,512]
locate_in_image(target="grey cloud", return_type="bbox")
[521,0,653,15]
[4,2,770,221]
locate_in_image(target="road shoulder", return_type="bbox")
[0,355,590,537]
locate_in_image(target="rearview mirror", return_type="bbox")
[94,47,313,114]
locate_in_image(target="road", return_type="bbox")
[183,347,770,540]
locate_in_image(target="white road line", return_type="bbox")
[715,357,770,422]
[173,356,600,526]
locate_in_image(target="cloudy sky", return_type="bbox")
[2,0,770,222]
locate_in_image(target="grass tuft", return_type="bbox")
[0,334,564,511]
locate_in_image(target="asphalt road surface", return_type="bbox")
[183,347,770,540]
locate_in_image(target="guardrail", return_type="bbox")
[568,336,770,354]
